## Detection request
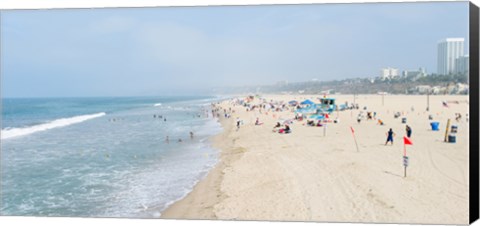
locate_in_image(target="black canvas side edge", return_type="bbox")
[470,1,480,225]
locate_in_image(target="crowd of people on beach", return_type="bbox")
[167,95,468,152]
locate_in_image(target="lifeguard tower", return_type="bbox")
[317,97,336,113]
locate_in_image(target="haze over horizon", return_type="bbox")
[1,2,469,98]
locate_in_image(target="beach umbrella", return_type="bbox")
[301,99,315,105]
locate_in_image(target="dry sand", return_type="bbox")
[161,94,470,224]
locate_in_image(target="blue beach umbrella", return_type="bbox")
[301,99,315,105]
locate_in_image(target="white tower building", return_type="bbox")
[437,38,465,75]
[381,67,399,79]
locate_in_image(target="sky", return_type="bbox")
[1,2,470,97]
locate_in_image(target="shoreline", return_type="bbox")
[161,113,237,219]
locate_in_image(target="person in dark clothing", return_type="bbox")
[406,125,412,138]
[279,124,291,134]
[236,118,241,130]
[385,128,396,145]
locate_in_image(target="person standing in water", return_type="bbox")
[385,128,396,145]
[190,131,194,139]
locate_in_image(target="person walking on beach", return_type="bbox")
[406,125,412,138]
[236,117,241,130]
[385,128,395,145]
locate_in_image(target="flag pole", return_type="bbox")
[351,126,359,152]
[354,135,359,152]
[404,143,407,178]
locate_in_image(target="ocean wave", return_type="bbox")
[164,106,190,111]
[1,112,106,140]
[153,103,162,107]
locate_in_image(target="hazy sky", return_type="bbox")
[1,2,469,97]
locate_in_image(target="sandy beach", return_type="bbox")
[161,94,470,224]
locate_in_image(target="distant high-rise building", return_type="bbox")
[437,38,464,75]
[455,55,469,74]
[381,67,399,79]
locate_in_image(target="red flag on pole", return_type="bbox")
[403,136,413,145]
[350,126,355,134]
[403,136,412,177]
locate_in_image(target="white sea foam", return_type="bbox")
[153,103,162,107]
[2,98,224,217]
[1,112,106,140]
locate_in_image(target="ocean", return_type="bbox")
[1,96,223,218]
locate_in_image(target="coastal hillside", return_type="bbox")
[212,73,469,95]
